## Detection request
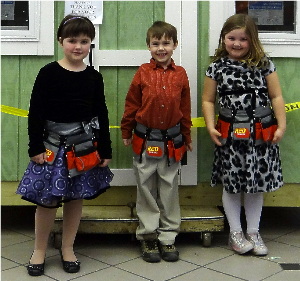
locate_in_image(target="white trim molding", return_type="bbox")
[1,1,54,56]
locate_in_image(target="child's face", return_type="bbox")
[59,33,91,64]
[223,28,250,60]
[148,34,178,68]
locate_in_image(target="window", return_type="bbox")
[1,1,54,55]
[209,1,300,57]
[235,1,295,33]
[1,1,29,30]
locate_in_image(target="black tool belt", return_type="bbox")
[217,105,277,145]
[134,122,181,140]
[134,122,182,165]
[43,118,100,177]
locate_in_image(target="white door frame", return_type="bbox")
[88,1,198,185]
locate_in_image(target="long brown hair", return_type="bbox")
[213,14,267,67]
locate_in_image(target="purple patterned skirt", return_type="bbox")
[16,146,114,208]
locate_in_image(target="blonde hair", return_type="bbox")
[213,14,268,68]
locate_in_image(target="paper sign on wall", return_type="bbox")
[248,1,284,26]
[65,1,103,24]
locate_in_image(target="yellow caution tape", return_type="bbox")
[285,102,300,113]
[2,102,300,128]
[191,117,206,128]
[1,105,29,118]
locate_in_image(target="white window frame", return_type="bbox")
[209,1,300,57]
[1,1,54,55]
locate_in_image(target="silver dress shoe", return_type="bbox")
[246,233,268,256]
[229,231,254,254]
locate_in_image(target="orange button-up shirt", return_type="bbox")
[121,59,192,144]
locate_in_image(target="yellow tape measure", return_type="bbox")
[1,102,300,128]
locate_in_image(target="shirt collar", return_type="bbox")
[150,58,176,70]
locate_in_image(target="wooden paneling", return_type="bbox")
[18,56,51,177]
[99,67,138,168]
[118,1,154,50]
[273,58,300,183]
[1,56,20,181]
[197,1,213,182]
[1,1,300,187]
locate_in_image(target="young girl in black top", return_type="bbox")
[17,15,113,276]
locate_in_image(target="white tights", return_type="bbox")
[222,191,264,234]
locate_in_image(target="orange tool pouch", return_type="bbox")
[255,114,278,143]
[132,133,145,155]
[215,117,231,145]
[262,124,277,142]
[168,140,186,162]
[133,123,185,164]
[170,134,186,162]
[132,132,166,160]
[132,133,186,163]
[66,140,101,177]
[44,139,60,165]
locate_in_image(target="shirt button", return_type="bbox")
[162,86,166,89]
[161,121,164,124]
[161,104,165,108]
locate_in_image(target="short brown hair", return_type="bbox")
[57,14,95,42]
[146,21,178,46]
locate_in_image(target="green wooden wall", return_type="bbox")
[1,1,300,184]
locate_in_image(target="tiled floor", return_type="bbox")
[1,206,300,281]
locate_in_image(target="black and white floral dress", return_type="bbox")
[205,57,283,194]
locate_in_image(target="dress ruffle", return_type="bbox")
[16,146,113,208]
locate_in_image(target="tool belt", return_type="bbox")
[43,118,101,177]
[216,106,277,146]
[132,122,186,165]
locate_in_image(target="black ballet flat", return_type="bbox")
[59,250,80,273]
[27,262,45,276]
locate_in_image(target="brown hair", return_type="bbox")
[214,14,267,67]
[57,14,95,42]
[146,21,178,46]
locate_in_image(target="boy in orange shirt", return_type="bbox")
[121,21,192,263]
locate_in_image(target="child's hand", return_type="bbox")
[209,128,223,146]
[123,138,132,146]
[31,152,47,164]
[186,143,193,152]
[272,127,285,143]
[99,159,111,167]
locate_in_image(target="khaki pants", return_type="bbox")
[133,152,181,245]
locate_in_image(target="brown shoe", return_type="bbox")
[159,244,179,262]
[140,240,161,263]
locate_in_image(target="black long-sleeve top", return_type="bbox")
[28,61,112,159]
